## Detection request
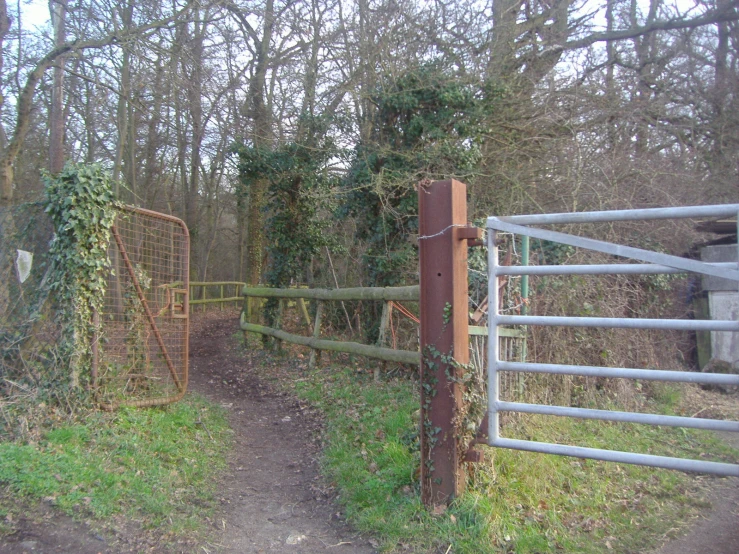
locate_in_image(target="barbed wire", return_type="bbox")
[417,224,470,241]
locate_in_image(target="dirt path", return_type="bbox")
[0,311,375,554]
[651,431,739,554]
[188,312,375,553]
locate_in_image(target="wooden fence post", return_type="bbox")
[298,298,312,328]
[308,300,324,369]
[418,179,474,507]
[275,299,285,351]
[374,301,391,381]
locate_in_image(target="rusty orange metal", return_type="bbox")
[96,205,189,409]
[418,179,472,506]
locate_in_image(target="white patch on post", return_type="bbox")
[15,250,33,283]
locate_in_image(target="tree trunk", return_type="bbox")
[49,0,67,174]
[0,0,11,154]
[112,1,134,196]
[184,13,204,241]
[0,0,11,204]
[245,0,274,287]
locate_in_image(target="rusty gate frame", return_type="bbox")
[95,205,190,409]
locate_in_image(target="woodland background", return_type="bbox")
[1,0,737,350]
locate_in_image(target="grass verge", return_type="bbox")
[0,394,231,541]
[291,364,738,553]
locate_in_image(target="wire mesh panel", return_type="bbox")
[97,206,189,408]
[0,203,57,381]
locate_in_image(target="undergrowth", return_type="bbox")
[291,363,738,553]
[0,395,231,539]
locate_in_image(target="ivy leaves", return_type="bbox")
[341,63,502,288]
[44,163,120,387]
[233,119,339,287]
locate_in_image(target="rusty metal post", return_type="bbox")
[418,179,473,506]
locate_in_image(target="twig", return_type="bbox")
[325,246,354,335]
[3,379,32,393]
[691,407,711,418]
[0,402,12,428]
[195,419,213,440]
[309,534,352,548]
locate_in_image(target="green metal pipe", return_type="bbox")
[521,235,529,314]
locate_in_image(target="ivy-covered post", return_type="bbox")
[44,163,119,390]
[419,179,480,506]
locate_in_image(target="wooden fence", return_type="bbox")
[241,285,421,368]
[239,285,526,375]
[189,281,245,312]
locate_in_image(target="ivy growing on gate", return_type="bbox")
[44,163,120,389]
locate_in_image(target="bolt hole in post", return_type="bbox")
[437,273,442,277]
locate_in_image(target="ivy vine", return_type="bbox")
[44,163,120,389]
[423,344,486,480]
[232,118,337,333]
[339,63,501,290]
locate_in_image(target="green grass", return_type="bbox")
[0,395,231,535]
[292,366,738,553]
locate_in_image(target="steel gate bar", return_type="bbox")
[489,219,739,282]
[496,262,737,276]
[497,315,739,331]
[491,438,738,475]
[498,360,739,385]
[486,204,739,477]
[494,204,739,224]
[496,402,739,432]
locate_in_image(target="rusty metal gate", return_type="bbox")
[486,204,739,477]
[96,206,189,408]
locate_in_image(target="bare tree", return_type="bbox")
[0,1,193,205]
[48,0,67,173]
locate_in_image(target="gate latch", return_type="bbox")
[456,225,484,247]
[170,288,189,319]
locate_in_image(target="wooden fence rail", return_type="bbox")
[242,285,419,301]
[189,281,245,312]
[239,318,420,365]
[240,285,527,372]
[241,285,421,367]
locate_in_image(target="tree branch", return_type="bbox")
[564,3,739,51]
[1,1,197,203]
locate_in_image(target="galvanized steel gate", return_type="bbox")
[486,205,739,477]
[96,206,190,408]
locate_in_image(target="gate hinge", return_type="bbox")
[464,447,485,464]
